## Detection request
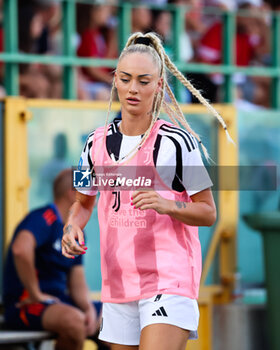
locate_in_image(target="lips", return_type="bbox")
[126,97,140,105]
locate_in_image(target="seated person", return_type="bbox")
[3,169,105,350]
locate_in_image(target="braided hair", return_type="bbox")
[102,32,234,163]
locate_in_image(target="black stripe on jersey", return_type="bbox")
[160,124,196,151]
[107,124,114,136]
[106,131,123,161]
[153,134,162,166]
[164,124,197,149]
[165,135,185,192]
[83,131,95,152]
[87,141,93,171]
[112,120,117,133]
[174,124,197,149]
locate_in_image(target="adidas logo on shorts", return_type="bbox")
[152,306,168,317]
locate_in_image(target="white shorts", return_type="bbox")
[99,294,199,346]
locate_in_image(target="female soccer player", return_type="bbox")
[62,32,232,350]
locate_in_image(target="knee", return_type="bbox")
[59,309,86,342]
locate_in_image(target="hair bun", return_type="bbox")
[134,37,152,46]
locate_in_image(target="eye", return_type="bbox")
[140,81,149,85]
[120,78,129,83]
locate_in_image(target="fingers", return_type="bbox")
[16,300,29,308]
[131,191,154,202]
[131,191,168,214]
[134,198,154,210]
[62,244,76,259]
[62,239,85,258]
[131,190,151,200]
[77,228,85,246]
[132,191,157,209]
[62,225,86,259]
[16,294,59,308]
[137,203,155,211]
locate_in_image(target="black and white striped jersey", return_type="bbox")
[78,119,212,196]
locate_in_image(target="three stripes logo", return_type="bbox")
[152,306,168,317]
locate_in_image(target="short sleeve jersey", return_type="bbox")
[77,119,212,197]
[3,204,82,305]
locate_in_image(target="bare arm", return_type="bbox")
[132,188,216,227]
[68,265,91,312]
[12,230,58,303]
[68,265,98,335]
[62,192,96,258]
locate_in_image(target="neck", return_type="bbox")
[119,111,153,136]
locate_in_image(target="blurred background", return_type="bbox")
[0,0,280,349]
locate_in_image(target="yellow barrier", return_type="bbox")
[3,97,238,350]
[4,97,31,252]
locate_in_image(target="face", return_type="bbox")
[91,5,112,27]
[132,8,152,31]
[115,52,162,117]
[155,12,171,38]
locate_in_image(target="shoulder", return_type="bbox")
[82,130,95,153]
[81,123,115,152]
[15,205,55,235]
[158,122,198,152]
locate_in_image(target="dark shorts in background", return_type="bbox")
[4,296,102,331]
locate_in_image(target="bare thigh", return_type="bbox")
[42,303,85,335]
[110,345,138,350]
[139,324,189,350]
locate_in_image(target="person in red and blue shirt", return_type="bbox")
[3,169,104,350]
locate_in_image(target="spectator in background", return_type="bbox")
[202,0,236,29]
[3,169,106,350]
[18,0,62,99]
[77,4,117,101]
[152,9,194,62]
[193,0,271,106]
[152,10,173,58]
[131,6,152,33]
[168,0,205,55]
[142,0,168,4]
[152,8,194,101]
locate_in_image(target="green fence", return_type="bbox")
[1,1,280,106]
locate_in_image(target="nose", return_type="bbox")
[129,80,138,94]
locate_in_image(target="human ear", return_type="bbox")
[156,77,163,92]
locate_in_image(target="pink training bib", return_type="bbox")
[92,120,202,303]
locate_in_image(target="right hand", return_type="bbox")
[16,292,60,308]
[62,223,87,258]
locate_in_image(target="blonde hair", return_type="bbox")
[103,32,234,163]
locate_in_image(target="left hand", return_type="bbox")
[84,303,99,336]
[131,190,171,215]
[16,293,60,308]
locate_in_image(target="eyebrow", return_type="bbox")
[119,71,152,78]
